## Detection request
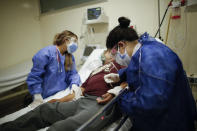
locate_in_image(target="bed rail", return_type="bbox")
[77,88,129,131]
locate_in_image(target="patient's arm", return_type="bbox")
[48,87,85,103]
[120,82,128,88]
[48,93,75,103]
[96,93,114,104]
[81,87,85,95]
[97,82,128,104]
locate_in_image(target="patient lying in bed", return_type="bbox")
[0,50,127,131]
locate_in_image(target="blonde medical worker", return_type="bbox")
[26,30,81,108]
[104,17,197,131]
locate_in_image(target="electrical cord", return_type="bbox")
[154,0,173,39]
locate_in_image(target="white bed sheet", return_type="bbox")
[78,48,105,83]
[0,60,32,93]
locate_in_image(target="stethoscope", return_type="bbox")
[56,47,62,73]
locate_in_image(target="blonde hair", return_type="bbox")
[64,53,73,71]
[53,30,78,71]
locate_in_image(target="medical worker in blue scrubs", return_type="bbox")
[27,30,81,108]
[104,17,197,131]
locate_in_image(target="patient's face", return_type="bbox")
[104,50,114,64]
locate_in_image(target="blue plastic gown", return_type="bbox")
[26,45,81,98]
[118,33,197,131]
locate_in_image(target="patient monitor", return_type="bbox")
[81,44,100,62]
[85,7,108,25]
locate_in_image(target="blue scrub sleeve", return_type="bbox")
[67,55,81,87]
[26,51,49,95]
[120,72,175,117]
[118,67,127,83]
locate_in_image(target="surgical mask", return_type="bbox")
[67,42,78,54]
[115,48,131,66]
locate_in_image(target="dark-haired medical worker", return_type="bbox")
[104,16,197,131]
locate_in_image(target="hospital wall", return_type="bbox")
[0,0,197,76]
[0,0,42,69]
[159,0,197,76]
[168,10,197,76]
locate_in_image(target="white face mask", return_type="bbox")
[115,48,131,66]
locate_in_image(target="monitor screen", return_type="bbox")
[87,7,101,20]
[83,46,97,56]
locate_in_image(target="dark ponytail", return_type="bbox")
[106,17,139,49]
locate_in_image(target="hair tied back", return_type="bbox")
[118,17,130,28]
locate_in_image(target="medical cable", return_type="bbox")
[154,0,173,38]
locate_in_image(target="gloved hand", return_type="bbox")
[104,73,120,83]
[70,84,83,100]
[107,86,123,96]
[29,94,44,108]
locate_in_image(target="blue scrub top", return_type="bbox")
[26,45,81,98]
[118,33,197,131]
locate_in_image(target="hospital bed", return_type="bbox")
[0,48,132,131]
[0,60,33,118]
[0,60,32,93]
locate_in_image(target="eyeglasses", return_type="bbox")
[69,37,78,43]
[64,37,78,44]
